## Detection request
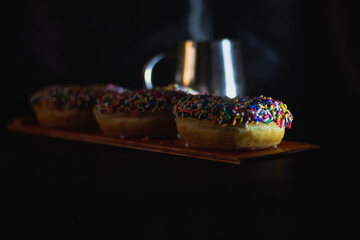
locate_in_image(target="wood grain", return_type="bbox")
[7,118,320,165]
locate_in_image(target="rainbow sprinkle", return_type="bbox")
[94,84,197,115]
[174,94,293,129]
[163,83,199,95]
[30,84,125,110]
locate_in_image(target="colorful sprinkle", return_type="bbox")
[174,95,293,129]
[94,84,198,116]
[30,84,124,110]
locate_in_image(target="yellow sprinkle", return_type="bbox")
[249,121,254,125]
[221,123,228,127]
[232,116,238,126]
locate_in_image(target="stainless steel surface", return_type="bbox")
[143,39,246,97]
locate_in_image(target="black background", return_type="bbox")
[1,0,358,238]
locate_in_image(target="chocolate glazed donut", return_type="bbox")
[30,84,124,130]
[174,95,293,150]
[93,84,198,138]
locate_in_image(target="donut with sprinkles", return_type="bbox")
[173,94,293,150]
[93,84,198,138]
[30,84,124,130]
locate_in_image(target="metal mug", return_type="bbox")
[143,39,246,97]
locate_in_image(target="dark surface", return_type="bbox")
[2,133,326,239]
[1,0,358,238]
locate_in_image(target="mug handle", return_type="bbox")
[142,52,176,89]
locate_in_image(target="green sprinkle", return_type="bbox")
[222,107,231,120]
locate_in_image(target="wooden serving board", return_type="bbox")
[7,118,320,165]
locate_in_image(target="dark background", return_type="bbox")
[1,0,358,238]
